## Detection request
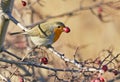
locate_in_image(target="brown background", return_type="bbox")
[4,0,120,81]
[6,0,120,59]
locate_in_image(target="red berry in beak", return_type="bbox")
[63,27,70,33]
[22,0,27,6]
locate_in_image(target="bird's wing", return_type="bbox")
[27,23,53,38]
[38,23,53,38]
[26,26,40,36]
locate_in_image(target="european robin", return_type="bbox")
[9,21,70,48]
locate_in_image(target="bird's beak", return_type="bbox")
[63,26,70,33]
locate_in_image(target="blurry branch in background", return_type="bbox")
[25,0,120,28]
[0,0,15,81]
[0,0,14,51]
[0,47,120,81]
[4,10,104,81]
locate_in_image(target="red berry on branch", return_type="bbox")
[91,78,104,82]
[113,70,118,76]
[91,79,100,82]
[41,57,48,64]
[22,0,27,6]
[99,77,105,82]
[98,7,103,13]
[19,77,24,82]
[102,65,108,72]
[95,59,101,65]
[91,77,105,82]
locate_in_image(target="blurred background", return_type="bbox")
[6,0,120,60]
[3,0,120,81]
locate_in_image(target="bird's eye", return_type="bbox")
[58,26,61,28]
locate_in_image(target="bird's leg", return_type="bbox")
[45,45,54,49]
[28,45,53,57]
[28,45,39,56]
[33,45,39,50]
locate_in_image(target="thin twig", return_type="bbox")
[48,48,104,73]
[9,51,30,79]
[3,49,22,60]
[48,48,82,68]
[0,74,10,82]
[106,54,120,65]
[0,57,104,73]
[99,51,112,68]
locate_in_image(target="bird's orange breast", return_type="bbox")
[53,28,63,42]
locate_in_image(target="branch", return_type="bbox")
[6,12,28,31]
[0,74,10,82]
[3,49,22,60]
[25,0,109,27]
[48,48,104,73]
[0,58,79,72]
[0,0,14,51]
[48,48,82,68]
[0,56,104,74]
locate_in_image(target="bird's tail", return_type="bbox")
[8,32,23,35]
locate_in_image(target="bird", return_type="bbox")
[9,21,70,48]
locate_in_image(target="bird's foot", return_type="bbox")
[45,45,54,49]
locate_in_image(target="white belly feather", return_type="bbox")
[30,34,54,46]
